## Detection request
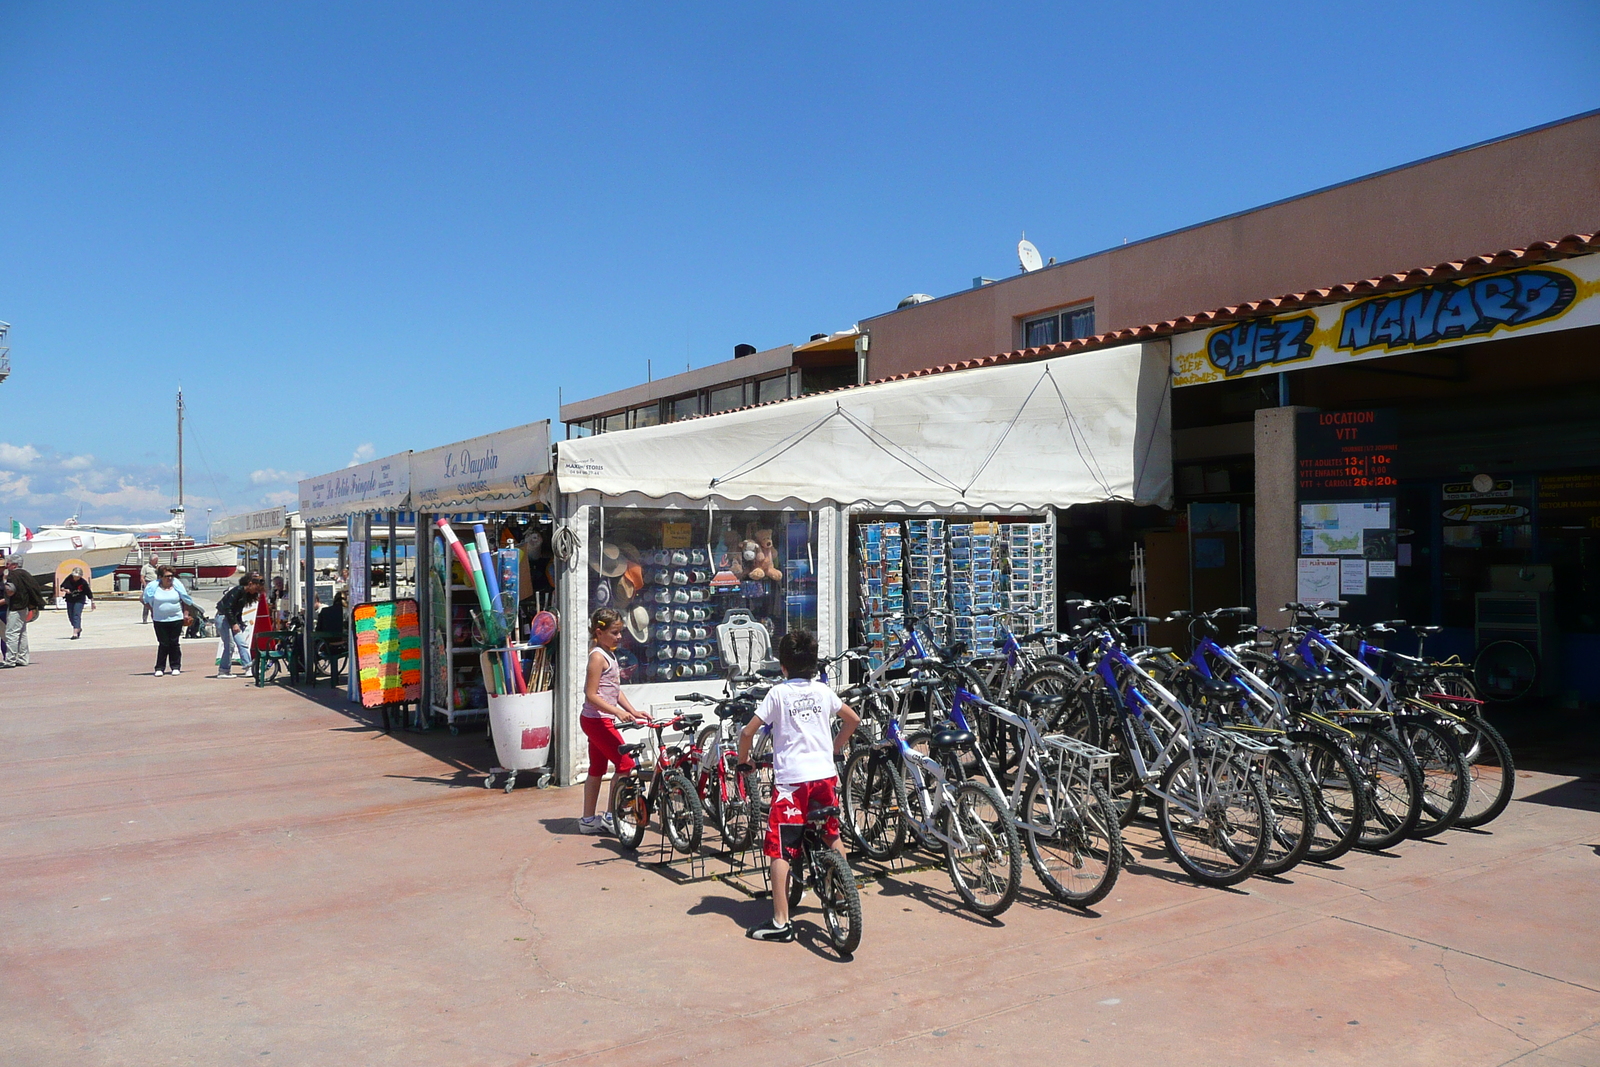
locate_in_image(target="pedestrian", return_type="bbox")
[735,630,860,943]
[214,571,264,678]
[140,556,159,623]
[577,608,641,835]
[3,558,46,668]
[141,565,194,676]
[59,566,94,639]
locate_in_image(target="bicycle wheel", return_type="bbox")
[1431,670,1478,702]
[900,732,939,851]
[1022,774,1122,908]
[787,858,805,911]
[716,755,756,851]
[1448,716,1515,828]
[1346,725,1423,851]
[1397,718,1469,838]
[609,775,648,850]
[1287,731,1365,862]
[1255,750,1315,877]
[660,771,704,853]
[1155,749,1270,887]
[815,849,863,955]
[841,748,905,860]
[944,780,1022,917]
[747,730,776,815]
[1101,718,1144,827]
[1012,667,1088,735]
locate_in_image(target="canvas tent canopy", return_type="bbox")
[410,420,552,513]
[557,341,1173,510]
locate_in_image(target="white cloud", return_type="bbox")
[59,453,95,470]
[259,490,297,507]
[0,443,42,467]
[347,443,375,467]
[250,468,304,485]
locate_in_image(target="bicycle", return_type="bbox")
[608,711,705,853]
[781,801,863,956]
[677,691,761,851]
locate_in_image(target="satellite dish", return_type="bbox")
[1018,238,1043,273]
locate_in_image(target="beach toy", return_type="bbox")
[528,610,559,647]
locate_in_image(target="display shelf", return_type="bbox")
[428,524,530,731]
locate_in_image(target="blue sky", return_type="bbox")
[1,2,1596,527]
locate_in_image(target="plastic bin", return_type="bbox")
[488,691,553,773]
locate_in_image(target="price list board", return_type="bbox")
[1296,409,1398,495]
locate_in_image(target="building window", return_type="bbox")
[757,375,787,404]
[670,394,700,422]
[598,412,626,434]
[1022,304,1094,349]
[631,404,660,428]
[708,383,744,413]
[567,420,592,438]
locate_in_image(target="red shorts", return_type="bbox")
[581,715,636,778]
[763,777,840,860]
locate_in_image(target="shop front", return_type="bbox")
[409,421,554,732]
[1171,240,1600,717]
[553,341,1174,783]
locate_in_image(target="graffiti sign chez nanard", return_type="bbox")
[1170,255,1598,387]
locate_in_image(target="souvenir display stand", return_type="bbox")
[554,341,1175,784]
[407,420,555,732]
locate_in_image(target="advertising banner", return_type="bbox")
[298,452,411,524]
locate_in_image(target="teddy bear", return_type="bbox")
[745,527,781,582]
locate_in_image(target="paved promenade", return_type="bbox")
[2,644,1597,1067]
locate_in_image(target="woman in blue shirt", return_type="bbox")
[141,566,195,676]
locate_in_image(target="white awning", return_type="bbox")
[298,451,412,525]
[557,341,1172,510]
[410,420,552,513]
[210,506,288,544]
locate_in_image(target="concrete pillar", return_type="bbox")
[1254,406,1313,624]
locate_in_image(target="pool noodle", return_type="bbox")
[437,519,504,693]
[474,525,523,694]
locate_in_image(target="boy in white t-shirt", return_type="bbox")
[736,630,860,943]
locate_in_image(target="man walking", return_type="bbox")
[3,558,45,668]
[140,556,159,623]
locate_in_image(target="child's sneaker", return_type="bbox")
[578,815,609,836]
[600,812,616,834]
[746,920,795,943]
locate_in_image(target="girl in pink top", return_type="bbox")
[580,608,642,835]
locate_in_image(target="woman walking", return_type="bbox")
[59,566,94,639]
[141,565,194,676]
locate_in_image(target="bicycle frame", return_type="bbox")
[884,717,984,853]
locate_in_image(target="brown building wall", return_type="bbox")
[865,111,1600,380]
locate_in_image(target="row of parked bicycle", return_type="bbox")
[602,597,1513,957]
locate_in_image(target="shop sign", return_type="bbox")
[211,505,288,543]
[411,420,551,512]
[1296,409,1398,495]
[1442,478,1513,500]
[299,452,411,524]
[1172,253,1600,387]
[1537,473,1600,529]
[1442,503,1529,523]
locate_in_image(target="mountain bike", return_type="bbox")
[609,711,705,853]
[783,801,863,956]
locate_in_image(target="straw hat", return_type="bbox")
[625,604,650,643]
[590,542,628,577]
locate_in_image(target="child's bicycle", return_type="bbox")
[676,691,760,851]
[782,801,863,956]
[609,711,706,853]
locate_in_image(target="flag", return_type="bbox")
[9,519,31,541]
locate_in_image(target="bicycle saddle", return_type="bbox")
[805,804,841,822]
[618,743,643,759]
[929,724,976,750]
[1016,690,1066,710]
[1192,675,1245,700]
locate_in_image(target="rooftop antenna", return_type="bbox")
[1017,233,1044,273]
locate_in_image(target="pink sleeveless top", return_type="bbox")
[581,648,622,720]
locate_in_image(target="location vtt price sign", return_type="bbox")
[1295,409,1399,622]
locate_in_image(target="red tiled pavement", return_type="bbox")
[2,645,1597,1066]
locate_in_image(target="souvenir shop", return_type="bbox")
[409,421,555,731]
[551,341,1174,783]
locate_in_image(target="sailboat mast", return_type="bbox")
[176,389,184,509]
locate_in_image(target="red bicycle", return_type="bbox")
[609,711,706,853]
[678,692,761,852]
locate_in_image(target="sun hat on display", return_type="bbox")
[625,604,650,643]
[591,543,628,578]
